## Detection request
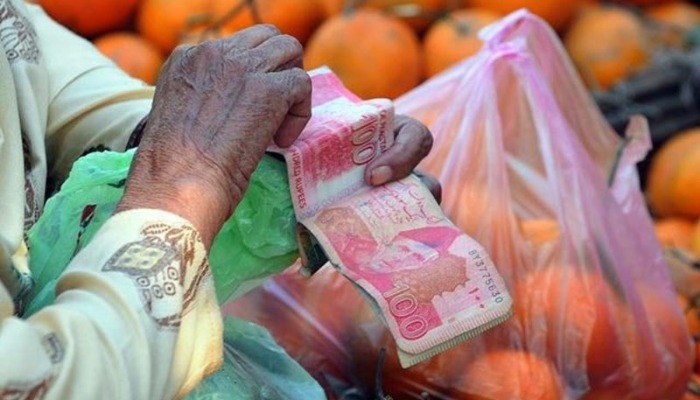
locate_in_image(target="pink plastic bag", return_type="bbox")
[224,11,692,400]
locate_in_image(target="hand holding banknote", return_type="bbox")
[366,115,441,203]
[118,24,440,248]
[273,68,513,368]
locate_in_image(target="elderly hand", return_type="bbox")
[364,114,442,203]
[117,25,311,247]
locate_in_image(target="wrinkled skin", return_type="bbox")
[117,25,440,248]
[366,114,440,203]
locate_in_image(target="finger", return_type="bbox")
[275,53,304,72]
[222,24,281,51]
[248,34,304,72]
[414,169,442,204]
[271,68,313,147]
[364,116,433,186]
[162,43,194,71]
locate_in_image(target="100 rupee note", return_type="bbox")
[270,67,513,367]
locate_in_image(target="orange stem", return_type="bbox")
[248,0,262,25]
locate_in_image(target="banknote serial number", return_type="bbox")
[383,282,428,340]
[468,249,505,304]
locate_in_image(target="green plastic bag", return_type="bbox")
[24,149,326,399]
[25,149,299,315]
[186,316,326,400]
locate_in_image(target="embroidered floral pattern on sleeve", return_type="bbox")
[0,374,53,400]
[0,0,39,64]
[102,222,210,329]
[21,132,39,232]
[0,333,66,399]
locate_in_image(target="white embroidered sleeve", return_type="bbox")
[0,210,223,399]
[25,3,155,181]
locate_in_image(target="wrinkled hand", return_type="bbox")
[364,114,442,203]
[117,25,312,247]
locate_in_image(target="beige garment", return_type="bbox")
[0,0,224,398]
[0,210,223,399]
[0,0,153,300]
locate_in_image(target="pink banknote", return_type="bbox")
[271,67,513,367]
[269,68,394,219]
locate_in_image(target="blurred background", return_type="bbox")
[31,0,700,195]
[35,0,700,257]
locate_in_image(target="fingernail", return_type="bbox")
[371,166,393,186]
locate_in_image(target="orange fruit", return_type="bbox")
[136,0,214,54]
[654,218,696,249]
[564,5,650,90]
[693,373,700,391]
[441,185,512,241]
[316,0,345,17]
[93,32,165,85]
[211,0,324,44]
[646,129,700,218]
[361,0,447,32]
[585,287,692,399]
[518,218,561,246]
[623,0,675,6]
[304,9,422,99]
[693,220,700,257]
[462,0,580,31]
[380,323,515,399]
[513,266,632,390]
[35,0,140,37]
[647,0,700,27]
[320,0,447,31]
[672,148,700,218]
[635,285,694,399]
[646,1,700,46]
[457,350,564,399]
[422,8,501,78]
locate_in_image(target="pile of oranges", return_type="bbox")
[650,128,700,255]
[31,0,700,98]
[649,126,700,400]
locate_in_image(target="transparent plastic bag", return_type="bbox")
[25,149,298,315]
[225,10,693,400]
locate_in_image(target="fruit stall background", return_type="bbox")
[27,0,700,398]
